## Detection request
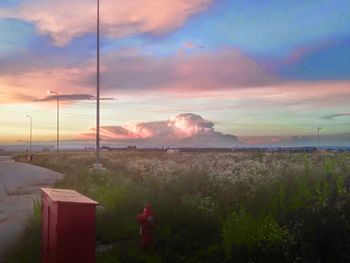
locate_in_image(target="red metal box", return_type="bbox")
[41,188,98,263]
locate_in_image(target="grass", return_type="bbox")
[4,151,350,262]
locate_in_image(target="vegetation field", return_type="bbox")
[4,151,350,262]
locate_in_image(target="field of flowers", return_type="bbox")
[5,151,350,262]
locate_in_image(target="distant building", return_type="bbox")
[101,146,113,151]
[85,146,95,151]
[126,145,137,151]
[167,149,180,154]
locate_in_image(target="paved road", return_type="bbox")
[0,156,63,260]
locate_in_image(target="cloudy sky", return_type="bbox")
[0,0,349,147]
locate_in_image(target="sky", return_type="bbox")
[0,0,349,147]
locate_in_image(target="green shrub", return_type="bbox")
[222,207,289,256]
[4,199,42,263]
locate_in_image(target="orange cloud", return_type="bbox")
[0,65,96,102]
[1,0,213,46]
[80,113,239,147]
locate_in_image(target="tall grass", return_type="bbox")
[4,198,42,263]
[7,151,350,262]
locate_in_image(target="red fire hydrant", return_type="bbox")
[137,203,155,249]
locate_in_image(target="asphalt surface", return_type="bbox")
[0,156,63,260]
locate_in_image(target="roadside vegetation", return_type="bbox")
[4,151,350,262]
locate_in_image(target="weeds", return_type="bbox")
[7,151,350,262]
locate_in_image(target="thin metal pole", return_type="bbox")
[46,90,59,157]
[317,127,322,149]
[30,117,32,153]
[57,93,59,157]
[96,0,101,165]
[26,115,32,153]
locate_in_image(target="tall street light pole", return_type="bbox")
[317,127,322,149]
[47,90,60,157]
[95,0,101,167]
[26,114,32,154]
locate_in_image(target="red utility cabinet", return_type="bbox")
[41,188,99,263]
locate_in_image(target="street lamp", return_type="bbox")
[47,90,60,157]
[317,127,322,149]
[26,114,32,155]
[95,0,102,168]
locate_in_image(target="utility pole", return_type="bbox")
[47,90,59,158]
[26,114,32,153]
[317,127,322,149]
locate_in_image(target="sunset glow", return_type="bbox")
[0,0,349,147]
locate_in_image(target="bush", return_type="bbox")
[222,207,290,261]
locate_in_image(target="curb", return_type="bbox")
[0,156,14,162]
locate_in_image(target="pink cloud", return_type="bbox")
[281,40,334,65]
[0,64,96,102]
[0,48,279,103]
[178,41,205,54]
[85,113,216,139]
[1,47,350,110]
[98,49,279,94]
[81,113,239,147]
[1,0,213,46]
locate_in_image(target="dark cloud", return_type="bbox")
[323,113,350,120]
[35,94,114,102]
[240,133,350,147]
